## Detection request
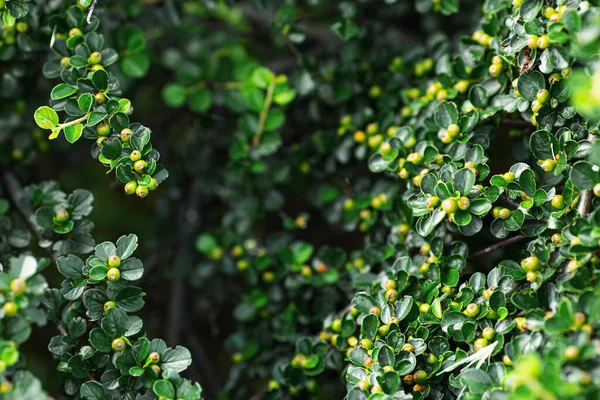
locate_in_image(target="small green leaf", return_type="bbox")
[34,106,59,129]
[51,83,78,100]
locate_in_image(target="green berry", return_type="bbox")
[148,178,159,191]
[130,151,142,162]
[2,302,18,317]
[380,142,392,155]
[540,159,556,172]
[9,278,26,295]
[55,209,70,222]
[492,206,502,219]
[107,268,120,281]
[95,92,106,104]
[0,381,13,394]
[60,57,70,68]
[457,196,470,210]
[69,28,82,37]
[564,345,579,361]
[136,186,149,198]
[482,327,495,340]
[551,194,565,209]
[441,198,458,213]
[521,256,541,272]
[537,89,550,104]
[594,183,600,197]
[111,338,126,352]
[331,318,342,332]
[108,255,121,268]
[120,128,132,142]
[474,337,488,351]
[419,303,430,313]
[134,160,147,173]
[537,35,550,49]
[499,208,511,220]
[426,196,440,209]
[489,63,502,77]
[414,370,428,384]
[527,35,539,49]
[447,123,460,137]
[385,289,398,302]
[149,351,160,363]
[465,303,480,318]
[103,301,117,312]
[88,51,102,65]
[360,338,373,349]
[407,152,424,164]
[124,181,138,195]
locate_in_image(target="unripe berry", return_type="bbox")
[354,130,366,143]
[148,178,159,191]
[2,302,18,317]
[406,152,423,164]
[360,338,373,349]
[527,35,539,49]
[537,35,550,49]
[134,160,147,173]
[402,343,414,353]
[503,354,513,365]
[149,351,160,363]
[107,268,120,281]
[88,51,102,65]
[331,318,342,332]
[521,256,540,272]
[108,255,121,268]
[364,357,374,368]
[385,289,398,302]
[489,63,502,78]
[526,271,540,282]
[426,196,440,209]
[55,209,70,222]
[551,233,562,245]
[378,324,390,336]
[503,172,515,182]
[367,134,383,149]
[103,301,117,312]
[9,278,26,295]
[151,365,161,375]
[120,128,132,142]
[482,327,496,340]
[540,159,556,172]
[369,306,381,316]
[0,381,13,394]
[561,66,572,79]
[491,55,502,65]
[457,197,470,210]
[447,124,460,137]
[537,89,550,104]
[454,80,469,93]
[564,345,580,361]
[419,263,430,275]
[499,208,511,220]
[136,186,149,198]
[111,338,125,352]
[69,28,82,37]
[130,150,142,162]
[594,183,600,197]
[95,92,106,104]
[551,194,565,209]
[441,198,457,213]
[419,303,430,313]
[380,142,392,155]
[343,199,355,210]
[492,206,502,219]
[60,57,70,68]
[414,370,428,384]
[91,64,104,72]
[124,181,137,195]
[403,374,414,385]
[474,337,488,351]
[357,379,370,391]
[464,303,480,318]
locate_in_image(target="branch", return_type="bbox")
[0,169,59,262]
[468,235,528,260]
[86,0,99,25]
[252,80,276,147]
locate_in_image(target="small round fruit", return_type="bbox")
[354,130,366,143]
[474,338,488,351]
[60,57,70,68]
[111,338,126,352]
[457,196,470,210]
[385,289,398,302]
[380,142,392,155]
[108,255,121,268]
[447,123,460,137]
[526,271,540,282]
[378,325,390,336]
[489,63,502,77]
[419,303,430,313]
[414,370,428,384]
[69,28,82,37]
[130,150,142,162]
[149,351,160,363]
[482,327,496,340]
[136,186,149,198]
[360,338,374,349]
[369,306,381,316]
[561,66,572,78]
[364,357,374,368]
[91,64,104,72]
[492,206,502,219]
[442,198,458,213]
[88,51,102,65]
[593,183,600,197]
[499,208,511,220]
[551,233,562,245]
[103,301,117,312]
[367,134,383,149]
[148,178,159,191]
[419,263,430,275]
[540,159,556,172]
[537,35,550,49]
[521,256,541,272]
[465,303,480,318]
[503,354,513,365]
[95,92,106,104]
[55,209,70,222]
[107,268,121,281]
[402,343,414,353]
[426,196,440,209]
[407,152,424,164]
[0,381,13,394]
[9,278,26,295]
[503,172,515,182]
[527,35,539,49]
[564,345,580,361]
[124,181,138,195]
[551,194,565,209]
[357,379,370,391]
[537,89,550,104]
[120,128,132,142]
[2,302,18,317]
[134,160,147,173]
[331,318,342,332]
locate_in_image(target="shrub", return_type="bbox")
[1,0,600,399]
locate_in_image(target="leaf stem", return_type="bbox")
[252,80,276,147]
[59,113,90,129]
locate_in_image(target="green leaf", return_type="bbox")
[80,381,104,400]
[120,258,144,281]
[100,137,123,160]
[56,255,84,279]
[251,67,275,89]
[116,234,138,259]
[92,69,109,91]
[153,380,175,399]
[161,346,192,373]
[519,0,543,21]
[188,88,212,113]
[570,161,599,190]
[517,71,545,101]
[51,83,78,100]
[455,168,476,196]
[435,101,459,127]
[162,83,188,107]
[64,123,83,143]
[34,106,59,129]
[459,368,493,394]
[121,53,150,78]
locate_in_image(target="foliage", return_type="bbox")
[1,0,600,399]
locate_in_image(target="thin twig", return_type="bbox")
[468,235,528,260]
[86,0,98,24]
[252,80,276,147]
